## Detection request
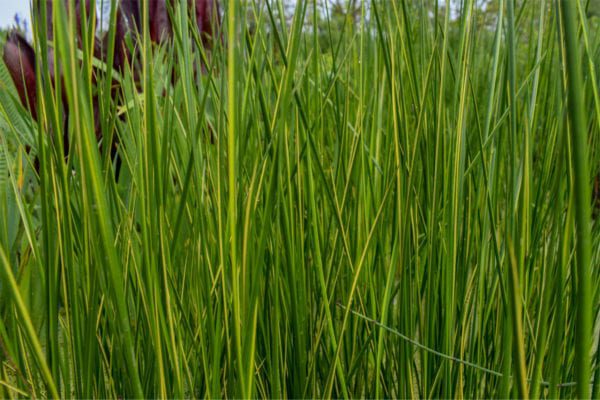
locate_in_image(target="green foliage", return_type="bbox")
[0,0,598,398]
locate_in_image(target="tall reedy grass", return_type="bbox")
[0,0,598,397]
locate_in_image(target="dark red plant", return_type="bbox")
[2,0,219,172]
[3,31,38,121]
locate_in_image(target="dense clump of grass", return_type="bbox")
[0,0,599,398]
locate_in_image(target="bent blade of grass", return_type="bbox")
[0,244,58,398]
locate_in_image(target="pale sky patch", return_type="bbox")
[0,1,30,30]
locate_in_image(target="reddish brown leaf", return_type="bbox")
[3,32,38,120]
